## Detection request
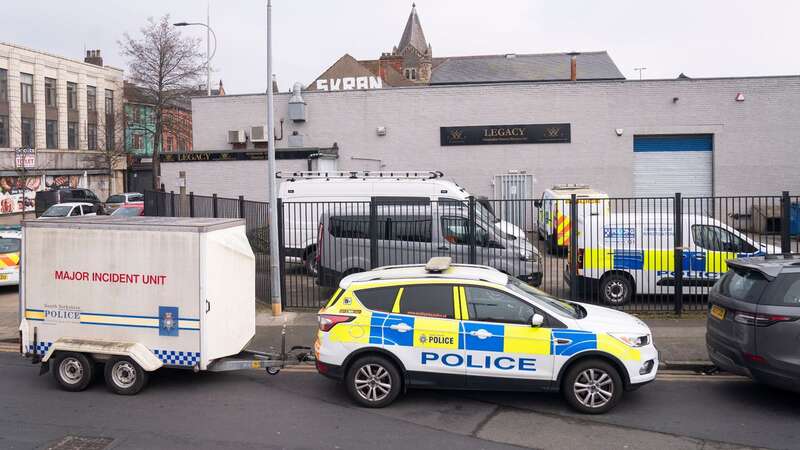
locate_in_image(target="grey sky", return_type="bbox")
[6,1,800,94]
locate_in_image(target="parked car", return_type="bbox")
[110,204,144,217]
[278,171,528,276]
[35,188,105,217]
[707,255,800,392]
[0,225,21,286]
[39,202,99,218]
[105,192,144,214]
[570,213,779,305]
[317,203,541,288]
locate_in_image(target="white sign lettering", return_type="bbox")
[315,76,383,91]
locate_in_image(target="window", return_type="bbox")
[0,68,7,101]
[20,73,33,104]
[464,286,536,325]
[132,133,143,150]
[166,136,174,152]
[716,268,768,304]
[67,82,77,110]
[386,216,432,242]
[762,274,800,307]
[106,117,115,150]
[330,216,376,239]
[46,120,58,149]
[21,118,34,148]
[692,225,757,253]
[87,86,96,111]
[355,286,400,313]
[67,122,78,149]
[411,68,417,80]
[82,204,96,215]
[441,217,490,246]
[105,89,114,113]
[45,78,57,107]
[0,115,7,147]
[69,206,81,217]
[399,284,455,319]
[86,190,99,201]
[87,124,97,150]
[128,194,144,202]
[133,105,141,123]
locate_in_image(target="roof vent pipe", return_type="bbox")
[567,52,580,81]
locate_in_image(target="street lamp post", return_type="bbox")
[174,11,217,95]
[266,0,281,315]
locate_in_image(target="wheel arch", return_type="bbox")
[556,350,631,389]
[341,347,408,387]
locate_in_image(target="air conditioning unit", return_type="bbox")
[250,126,267,143]
[227,129,246,144]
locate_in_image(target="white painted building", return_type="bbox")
[161,74,800,203]
[0,42,124,214]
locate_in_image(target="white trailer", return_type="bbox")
[19,216,306,395]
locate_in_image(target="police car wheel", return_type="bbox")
[346,356,401,408]
[104,357,148,395]
[600,273,633,306]
[53,352,94,392]
[562,359,623,414]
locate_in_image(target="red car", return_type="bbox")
[110,204,144,217]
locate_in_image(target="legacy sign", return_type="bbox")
[315,76,383,91]
[440,124,571,146]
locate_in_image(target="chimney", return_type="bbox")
[567,52,580,81]
[84,49,103,67]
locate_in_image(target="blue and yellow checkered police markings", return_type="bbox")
[315,258,658,413]
[574,213,778,305]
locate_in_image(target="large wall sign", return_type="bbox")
[440,123,571,146]
[315,76,383,91]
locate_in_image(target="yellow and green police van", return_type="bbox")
[315,257,658,414]
[572,213,779,305]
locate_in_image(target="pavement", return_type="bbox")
[0,287,711,368]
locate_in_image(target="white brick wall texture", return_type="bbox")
[174,76,800,199]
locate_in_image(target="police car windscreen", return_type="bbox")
[507,277,581,319]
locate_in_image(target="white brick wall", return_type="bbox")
[182,76,800,198]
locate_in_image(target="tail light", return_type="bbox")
[733,311,798,327]
[318,314,354,332]
[315,222,324,265]
[576,248,584,270]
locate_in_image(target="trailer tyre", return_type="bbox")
[53,352,94,392]
[345,355,402,408]
[104,357,148,395]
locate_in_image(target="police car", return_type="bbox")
[315,257,658,414]
[0,225,21,286]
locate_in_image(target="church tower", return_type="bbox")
[393,3,432,83]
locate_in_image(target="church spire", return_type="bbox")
[397,3,428,54]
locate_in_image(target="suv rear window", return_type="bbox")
[355,286,399,312]
[761,273,800,307]
[107,195,125,203]
[716,268,768,303]
[399,284,455,319]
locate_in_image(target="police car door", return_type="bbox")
[395,283,465,387]
[460,285,554,387]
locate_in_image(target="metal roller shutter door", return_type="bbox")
[633,135,713,197]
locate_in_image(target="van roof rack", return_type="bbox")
[552,184,592,190]
[277,171,444,181]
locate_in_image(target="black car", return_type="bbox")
[34,188,105,217]
[707,255,800,392]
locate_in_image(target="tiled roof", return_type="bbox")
[430,51,625,84]
[397,5,428,53]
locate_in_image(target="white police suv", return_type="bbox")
[315,257,658,414]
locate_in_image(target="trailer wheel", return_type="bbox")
[104,357,148,395]
[53,352,94,392]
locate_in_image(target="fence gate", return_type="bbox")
[494,173,534,231]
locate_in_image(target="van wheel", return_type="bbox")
[346,355,402,408]
[104,357,148,395]
[562,359,623,414]
[600,273,634,306]
[53,352,94,392]
[304,248,319,277]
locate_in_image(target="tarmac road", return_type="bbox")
[0,351,796,450]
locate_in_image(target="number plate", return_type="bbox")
[710,304,726,320]
[0,274,8,281]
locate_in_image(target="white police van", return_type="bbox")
[315,257,658,414]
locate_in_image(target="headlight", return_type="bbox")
[608,332,651,348]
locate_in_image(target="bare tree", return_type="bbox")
[93,109,129,198]
[119,15,205,189]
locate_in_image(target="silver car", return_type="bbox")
[105,192,144,214]
[317,204,541,287]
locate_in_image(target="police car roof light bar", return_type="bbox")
[277,170,444,181]
[425,257,452,273]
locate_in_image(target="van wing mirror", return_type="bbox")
[531,313,544,328]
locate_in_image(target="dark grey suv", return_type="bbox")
[707,255,800,392]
